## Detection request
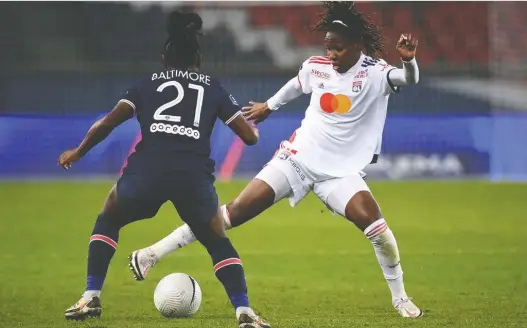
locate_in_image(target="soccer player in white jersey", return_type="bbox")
[129,1,423,318]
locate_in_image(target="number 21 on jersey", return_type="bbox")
[154,81,204,127]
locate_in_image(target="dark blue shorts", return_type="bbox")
[115,172,219,228]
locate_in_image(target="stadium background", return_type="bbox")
[1,1,527,180]
[0,2,525,328]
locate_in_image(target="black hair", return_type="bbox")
[312,1,385,59]
[164,10,203,69]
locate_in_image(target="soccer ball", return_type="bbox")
[154,273,202,318]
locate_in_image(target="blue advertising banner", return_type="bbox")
[0,114,525,181]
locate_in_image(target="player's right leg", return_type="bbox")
[171,175,271,328]
[129,163,293,281]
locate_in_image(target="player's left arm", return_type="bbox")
[385,34,419,91]
[58,101,135,169]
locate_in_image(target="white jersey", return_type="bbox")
[288,54,398,177]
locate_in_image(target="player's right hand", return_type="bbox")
[58,148,82,170]
[242,101,272,124]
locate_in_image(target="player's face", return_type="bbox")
[325,31,361,73]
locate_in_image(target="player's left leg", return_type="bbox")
[65,175,164,320]
[314,172,423,318]
[171,174,271,328]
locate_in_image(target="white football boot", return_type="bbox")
[128,248,158,281]
[64,295,102,320]
[236,307,271,328]
[393,297,424,318]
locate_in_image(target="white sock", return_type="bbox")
[150,224,196,260]
[149,205,233,260]
[364,219,408,301]
[83,290,101,299]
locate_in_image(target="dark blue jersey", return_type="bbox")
[120,69,241,174]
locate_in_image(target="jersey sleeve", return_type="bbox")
[217,86,242,125]
[375,60,400,96]
[118,87,140,116]
[297,59,312,94]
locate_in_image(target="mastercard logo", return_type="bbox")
[320,93,352,114]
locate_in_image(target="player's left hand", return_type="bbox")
[58,148,82,170]
[396,33,418,62]
[242,101,272,124]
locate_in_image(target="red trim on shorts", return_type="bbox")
[289,130,297,143]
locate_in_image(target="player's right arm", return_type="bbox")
[58,90,137,169]
[242,58,312,124]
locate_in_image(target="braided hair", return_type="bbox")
[312,1,385,59]
[164,10,203,69]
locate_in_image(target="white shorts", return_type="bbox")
[254,142,370,217]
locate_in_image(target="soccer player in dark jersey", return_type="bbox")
[59,10,271,328]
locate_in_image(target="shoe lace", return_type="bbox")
[394,296,413,308]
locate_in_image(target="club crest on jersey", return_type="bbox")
[352,81,362,93]
[311,69,331,80]
[278,150,292,161]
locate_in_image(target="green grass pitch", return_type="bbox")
[0,180,525,327]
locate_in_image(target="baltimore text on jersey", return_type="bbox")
[152,70,211,86]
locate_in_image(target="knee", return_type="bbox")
[344,191,382,230]
[195,225,225,251]
[91,212,125,239]
[346,206,381,224]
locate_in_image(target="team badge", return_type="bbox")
[352,81,362,93]
[278,149,292,161]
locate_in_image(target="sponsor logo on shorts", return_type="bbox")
[150,123,200,140]
[288,158,306,181]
